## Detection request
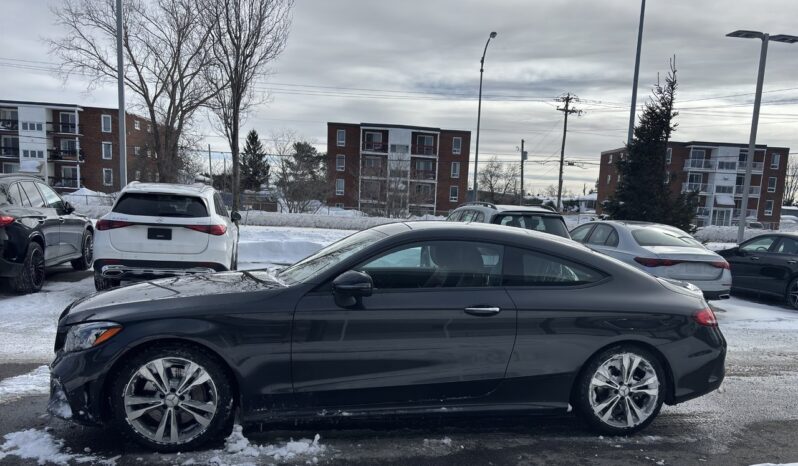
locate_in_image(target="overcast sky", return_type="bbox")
[2,0,798,193]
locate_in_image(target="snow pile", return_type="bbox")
[0,365,50,404]
[237,226,352,266]
[63,187,115,207]
[694,226,770,243]
[237,209,432,230]
[214,424,324,463]
[0,429,104,465]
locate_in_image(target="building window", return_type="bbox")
[147,124,152,133]
[336,129,345,147]
[771,153,781,169]
[135,170,141,181]
[415,159,433,171]
[364,132,383,151]
[690,148,706,159]
[101,115,112,133]
[2,162,19,173]
[765,200,774,216]
[416,135,434,155]
[335,203,344,208]
[449,186,459,202]
[452,137,462,155]
[103,168,113,186]
[59,113,76,133]
[22,149,44,159]
[608,154,613,164]
[134,120,141,131]
[451,162,460,178]
[768,176,777,193]
[335,178,344,195]
[134,146,141,156]
[666,148,672,165]
[336,154,345,171]
[102,142,113,160]
[606,174,611,185]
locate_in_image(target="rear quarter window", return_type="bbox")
[113,193,209,217]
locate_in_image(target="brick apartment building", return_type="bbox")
[596,141,790,227]
[0,99,156,193]
[326,122,471,216]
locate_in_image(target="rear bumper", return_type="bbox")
[0,256,23,278]
[660,326,727,405]
[94,259,227,280]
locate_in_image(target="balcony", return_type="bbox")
[410,169,436,181]
[48,148,85,161]
[734,185,761,196]
[714,185,734,194]
[0,146,19,157]
[696,207,711,217]
[737,161,764,173]
[682,182,710,193]
[0,119,18,131]
[361,160,386,178]
[411,144,435,156]
[46,122,82,135]
[361,141,388,153]
[684,159,715,171]
[733,208,758,219]
[48,176,85,189]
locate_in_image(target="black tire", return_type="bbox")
[574,344,666,436]
[786,278,798,310]
[10,242,45,294]
[70,230,93,271]
[94,270,120,291]
[108,343,235,453]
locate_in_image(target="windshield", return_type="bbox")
[494,214,570,238]
[278,229,385,284]
[632,228,702,248]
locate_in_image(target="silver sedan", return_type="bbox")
[570,220,731,300]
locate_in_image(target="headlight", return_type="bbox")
[64,322,122,353]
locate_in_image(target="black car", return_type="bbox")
[446,202,570,238]
[49,222,725,452]
[718,233,798,308]
[0,174,94,293]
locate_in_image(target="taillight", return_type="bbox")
[694,308,718,327]
[96,219,133,231]
[711,260,730,270]
[634,257,682,267]
[0,215,14,226]
[185,224,227,236]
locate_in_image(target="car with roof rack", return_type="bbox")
[92,182,241,291]
[446,202,570,238]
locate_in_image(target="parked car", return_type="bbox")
[92,182,240,291]
[570,221,731,300]
[717,233,798,309]
[49,222,725,451]
[447,202,570,238]
[0,174,93,294]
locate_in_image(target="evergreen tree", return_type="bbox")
[275,142,328,212]
[604,60,697,231]
[239,130,270,191]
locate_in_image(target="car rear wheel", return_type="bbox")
[70,230,93,271]
[94,270,120,291]
[574,345,665,435]
[10,242,45,294]
[108,344,235,453]
[786,278,798,310]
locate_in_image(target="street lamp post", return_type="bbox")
[473,31,497,203]
[728,30,798,244]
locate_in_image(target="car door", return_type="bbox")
[728,235,778,292]
[17,181,62,262]
[37,182,83,259]
[290,240,517,409]
[759,236,798,297]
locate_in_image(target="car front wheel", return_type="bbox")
[10,242,45,294]
[574,345,665,435]
[108,344,235,452]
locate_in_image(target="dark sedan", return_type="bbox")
[49,222,726,452]
[718,233,798,308]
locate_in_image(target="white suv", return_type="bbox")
[93,182,240,290]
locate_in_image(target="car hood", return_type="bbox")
[61,271,288,325]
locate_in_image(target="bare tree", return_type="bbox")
[784,159,798,206]
[50,0,217,183]
[478,156,520,204]
[201,0,293,211]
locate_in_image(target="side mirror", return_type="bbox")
[231,211,241,222]
[63,201,75,214]
[332,270,373,308]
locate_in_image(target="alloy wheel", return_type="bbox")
[588,353,660,429]
[31,247,45,288]
[123,357,218,445]
[789,281,798,309]
[83,235,93,264]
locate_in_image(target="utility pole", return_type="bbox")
[115,0,127,188]
[519,138,526,205]
[208,144,213,187]
[556,93,582,212]
[627,0,646,146]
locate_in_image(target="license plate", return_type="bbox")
[147,228,172,240]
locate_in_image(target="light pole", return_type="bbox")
[472,31,497,202]
[627,0,646,146]
[728,30,798,243]
[115,0,127,189]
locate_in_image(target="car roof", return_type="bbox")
[387,220,579,248]
[120,182,215,196]
[0,173,45,184]
[577,220,685,232]
[454,202,559,215]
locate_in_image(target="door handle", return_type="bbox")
[750,256,760,261]
[788,260,797,265]
[464,306,501,316]
[58,217,65,223]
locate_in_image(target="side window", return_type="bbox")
[446,210,463,222]
[503,247,606,286]
[570,225,593,243]
[19,181,45,208]
[37,183,65,212]
[740,236,776,253]
[473,212,485,223]
[587,224,613,245]
[496,214,520,227]
[775,237,798,255]
[460,210,476,222]
[605,229,619,247]
[214,193,229,217]
[357,241,503,289]
[7,183,26,206]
